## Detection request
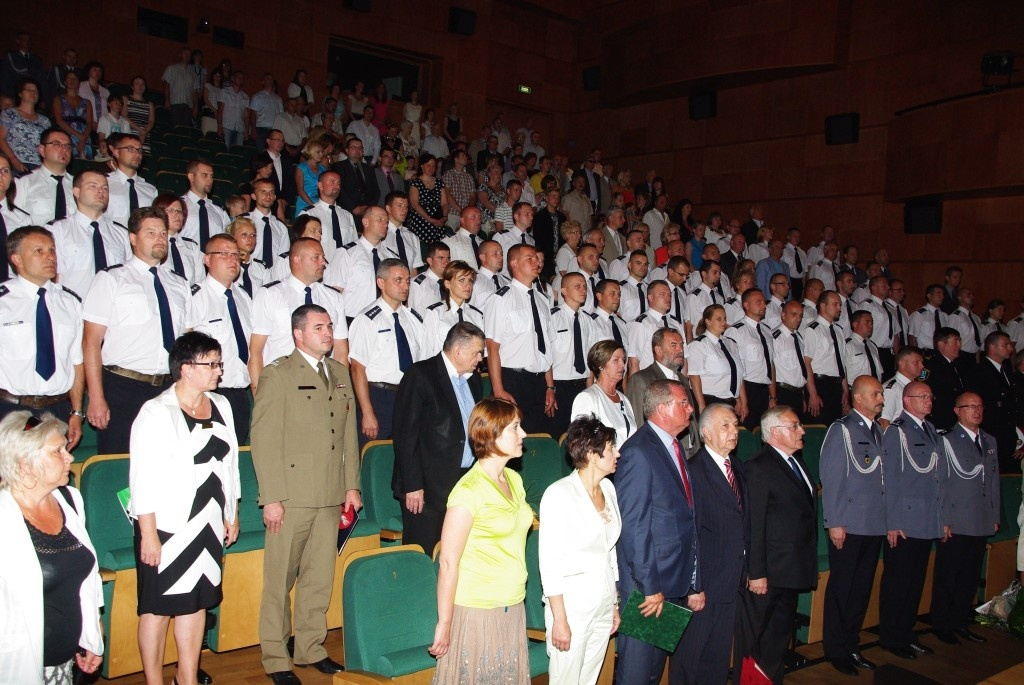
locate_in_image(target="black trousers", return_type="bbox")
[735,586,801,685]
[501,368,548,435]
[401,504,445,558]
[878,347,896,379]
[673,598,739,685]
[98,369,171,455]
[357,384,397,449]
[551,378,587,441]
[775,385,805,419]
[930,534,987,632]
[213,386,252,446]
[813,375,844,426]
[744,381,770,431]
[823,533,883,658]
[880,536,934,648]
[0,398,72,424]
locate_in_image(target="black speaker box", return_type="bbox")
[582,66,601,91]
[904,197,943,234]
[689,91,717,120]
[825,112,860,145]
[448,8,477,35]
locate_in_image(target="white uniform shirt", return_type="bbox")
[323,237,384,317]
[764,296,785,330]
[724,317,774,385]
[383,222,425,272]
[886,298,910,347]
[685,283,719,328]
[164,235,204,287]
[82,257,191,374]
[251,274,348,363]
[550,304,597,381]
[106,169,157,226]
[782,244,807,280]
[686,331,744,398]
[472,267,509,310]
[746,241,769,264]
[348,298,427,383]
[302,201,357,262]
[421,300,484,357]
[592,310,628,345]
[858,296,897,350]
[618,276,647,323]
[770,325,808,388]
[484,279,553,373]
[0,198,31,236]
[808,258,837,290]
[800,299,818,329]
[607,255,630,283]
[236,259,268,298]
[950,306,984,354]
[15,166,75,225]
[685,271,732,299]
[626,310,684,369]
[494,227,536,276]
[555,244,575,275]
[442,228,482,268]
[908,303,947,350]
[247,209,291,272]
[845,332,882,382]
[802,316,846,378]
[51,212,132,299]
[181,191,230,245]
[0,276,83,395]
[188,276,253,388]
[881,372,913,424]
[724,294,744,325]
[408,270,444,314]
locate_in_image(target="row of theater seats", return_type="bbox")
[74,430,1022,681]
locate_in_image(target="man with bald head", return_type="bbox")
[878,381,948,660]
[819,375,887,675]
[677,403,749,684]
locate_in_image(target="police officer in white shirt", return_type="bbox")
[82,206,192,454]
[181,160,231,249]
[189,233,253,443]
[950,288,985,359]
[49,169,131,298]
[265,215,323,284]
[808,241,839,291]
[248,178,290,272]
[879,346,925,429]
[494,202,536,275]
[802,291,849,425]
[324,205,389,322]
[105,133,157,226]
[724,272,753,325]
[684,244,733,299]
[835,270,857,332]
[805,225,834,267]
[15,128,75,225]
[408,242,449,313]
[845,311,883,383]
[297,169,356,263]
[771,300,809,416]
[442,206,483,268]
[627,281,685,376]
[591,279,627,346]
[908,284,948,352]
[684,259,724,342]
[484,243,555,434]
[249,237,348,390]
[549,272,597,437]
[226,216,267,298]
[781,226,807,301]
[764,274,790,329]
[571,243,604,311]
[0,226,86,445]
[686,302,748,421]
[617,251,650,323]
[608,230,646,282]
[158,193,204,287]
[382,191,425,274]
[422,260,484,357]
[724,288,776,429]
[472,239,508,309]
[349,258,427,446]
[857,275,898,377]
[801,279,824,329]
[887,279,911,351]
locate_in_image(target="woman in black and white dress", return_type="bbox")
[129,332,240,685]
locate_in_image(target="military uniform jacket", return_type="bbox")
[881,411,947,539]
[940,425,1000,536]
[250,350,359,507]
[820,410,886,535]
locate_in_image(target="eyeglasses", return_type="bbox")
[208,251,242,260]
[117,146,143,154]
[23,415,42,431]
[956,403,983,410]
[906,394,934,400]
[776,423,804,431]
[188,361,225,370]
[45,142,73,151]
[163,207,184,215]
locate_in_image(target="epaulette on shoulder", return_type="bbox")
[936,427,948,435]
[891,417,905,426]
[816,259,825,266]
[636,313,650,323]
[262,280,282,288]
[342,242,357,250]
[495,285,510,296]
[917,307,927,313]
[586,311,598,320]
[694,334,706,342]
[619,279,628,285]
[808,321,820,329]
[268,355,287,367]
[727,296,738,304]
[427,301,444,311]
[324,284,342,294]
[413,273,427,284]
[102,263,125,272]
[614,255,626,262]
[772,329,782,339]
[1014,315,1024,324]
[365,305,382,320]
[883,377,898,389]
[112,221,128,231]
[0,285,8,297]
[181,236,198,245]
[190,283,201,295]
[168,270,187,281]
[731,322,744,329]
[298,205,312,214]
[253,258,268,266]
[409,309,424,323]
[468,304,483,315]
[550,306,561,315]
[60,285,82,302]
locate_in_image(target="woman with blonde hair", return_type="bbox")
[225,216,265,295]
[294,139,327,216]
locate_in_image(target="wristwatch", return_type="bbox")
[70,410,86,419]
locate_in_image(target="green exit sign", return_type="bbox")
[517,84,532,95]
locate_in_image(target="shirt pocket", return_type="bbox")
[507,309,532,335]
[118,291,151,325]
[0,319,34,360]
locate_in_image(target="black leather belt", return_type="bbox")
[368,381,399,391]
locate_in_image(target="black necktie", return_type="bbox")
[673,288,682,322]
[846,299,854,322]
[610,315,622,345]
[719,338,738,396]
[469,234,480,268]
[90,221,107,271]
[529,289,546,354]
[787,456,809,493]
[637,282,646,313]
[437,278,445,300]
[756,323,772,378]
[35,287,56,380]
[225,288,249,364]
[492,274,500,290]
[882,300,893,340]
[521,232,527,244]
[262,217,274,267]
[329,205,342,248]
[457,307,464,323]
[304,286,313,305]
[573,311,585,373]
[829,324,846,377]
[240,263,252,297]
[794,249,803,274]
[968,312,981,347]
[0,211,7,280]
[169,237,185,277]
[866,339,879,379]
[52,175,66,221]
[662,315,670,329]
[385,169,395,191]
[394,312,413,371]
[716,283,725,300]
[933,308,942,337]
[127,178,139,215]
[372,247,382,297]
[896,306,907,346]
[150,267,175,352]
[394,228,409,266]
[974,434,983,457]
[709,287,718,305]
[597,264,605,280]
[793,331,808,380]
[197,199,211,250]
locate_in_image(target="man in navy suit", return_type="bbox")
[735,405,818,684]
[615,379,701,684]
[676,403,749,684]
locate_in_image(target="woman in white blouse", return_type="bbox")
[571,340,637,448]
[539,415,621,685]
[687,303,749,422]
[556,219,583,276]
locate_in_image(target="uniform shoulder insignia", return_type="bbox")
[731,321,744,328]
[550,306,561,315]
[816,259,825,266]
[60,285,82,302]
[891,417,905,426]
[495,285,510,296]
[342,242,357,250]
[324,284,342,294]
[619,279,628,285]
[614,255,626,262]
[845,337,853,343]
[694,334,706,342]
[102,263,125,272]
[262,280,282,288]
[413,273,427,284]
[637,313,649,323]
[46,218,57,226]
[586,311,599,320]
[1015,315,1024,324]
[112,221,128,231]
[253,258,268,266]
[410,309,424,323]
[278,251,288,258]
[365,305,382,320]
[936,428,948,435]
[772,329,782,339]
[468,304,483,315]
[883,377,898,389]
[190,283,202,295]
[0,285,8,297]
[298,205,312,214]
[727,296,738,304]
[181,236,198,245]
[916,307,927,313]
[268,355,287,367]
[427,301,444,311]
[808,321,820,329]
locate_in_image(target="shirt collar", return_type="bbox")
[296,347,324,371]
[655,361,677,378]
[442,351,473,381]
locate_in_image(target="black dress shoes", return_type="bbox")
[956,627,987,643]
[829,658,859,676]
[883,645,917,659]
[849,652,877,670]
[198,668,213,685]
[934,630,961,645]
[909,641,934,655]
[267,672,301,685]
[297,656,345,674]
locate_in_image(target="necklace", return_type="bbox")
[17,494,57,528]
[178,392,206,416]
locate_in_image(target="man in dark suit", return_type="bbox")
[615,379,701,684]
[969,331,1018,472]
[940,266,961,315]
[373,147,406,207]
[266,130,297,207]
[392,322,484,556]
[925,327,967,431]
[676,403,750,684]
[740,204,764,247]
[718,233,746,281]
[626,327,701,456]
[332,137,378,217]
[735,405,818,685]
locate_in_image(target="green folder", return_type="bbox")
[617,589,693,652]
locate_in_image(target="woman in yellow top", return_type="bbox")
[429,398,534,684]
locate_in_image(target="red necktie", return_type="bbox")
[672,440,694,507]
[724,457,742,508]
